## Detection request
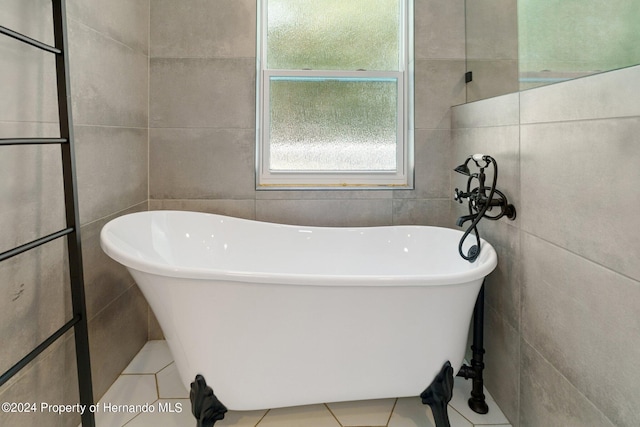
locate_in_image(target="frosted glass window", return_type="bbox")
[257,0,413,188]
[267,0,400,71]
[269,78,398,171]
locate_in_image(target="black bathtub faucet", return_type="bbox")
[453,154,516,262]
[456,213,478,227]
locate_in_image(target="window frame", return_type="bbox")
[256,0,414,189]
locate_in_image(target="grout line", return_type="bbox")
[73,123,148,130]
[148,125,255,131]
[521,340,615,427]
[448,403,472,425]
[147,1,151,212]
[120,372,156,376]
[520,229,640,284]
[385,398,398,426]
[154,369,160,401]
[149,55,256,60]
[120,398,161,427]
[254,409,270,427]
[156,360,174,374]
[323,403,344,427]
[516,91,522,427]
[66,15,144,56]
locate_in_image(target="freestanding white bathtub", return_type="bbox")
[100,210,497,423]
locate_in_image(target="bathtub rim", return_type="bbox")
[100,210,497,287]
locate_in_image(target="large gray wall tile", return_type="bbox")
[522,234,640,427]
[88,285,149,400]
[151,0,255,58]
[415,0,465,60]
[149,128,255,199]
[69,19,149,128]
[452,92,519,129]
[520,65,640,124]
[465,60,519,103]
[484,306,520,426]
[415,59,467,129]
[0,0,54,44]
[521,117,640,281]
[0,336,69,427]
[149,199,256,220]
[62,334,82,427]
[0,36,58,124]
[75,125,148,224]
[256,189,393,200]
[392,198,450,227]
[150,58,255,129]
[0,240,68,376]
[394,129,451,199]
[67,0,150,54]
[0,143,66,253]
[465,0,518,61]
[81,204,146,321]
[520,341,616,427]
[0,124,66,252]
[480,220,520,329]
[256,198,393,227]
[0,0,56,128]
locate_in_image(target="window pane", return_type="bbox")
[267,0,400,71]
[269,77,398,171]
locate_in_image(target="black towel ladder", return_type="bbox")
[0,1,95,426]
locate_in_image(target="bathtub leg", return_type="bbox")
[420,361,454,427]
[190,374,228,427]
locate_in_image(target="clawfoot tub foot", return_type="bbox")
[420,361,454,427]
[190,375,228,427]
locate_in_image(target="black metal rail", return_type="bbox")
[0,1,95,426]
[0,228,74,263]
[0,137,68,146]
[0,24,61,54]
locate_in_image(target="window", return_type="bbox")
[256,0,414,189]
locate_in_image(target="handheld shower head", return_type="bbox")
[454,160,471,176]
[454,154,492,176]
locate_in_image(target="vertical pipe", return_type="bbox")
[51,1,95,426]
[467,283,488,414]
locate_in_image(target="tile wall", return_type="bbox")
[451,65,640,426]
[9,2,638,427]
[0,1,150,426]
[148,0,465,229]
[2,0,470,424]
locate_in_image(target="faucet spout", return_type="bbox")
[456,214,478,227]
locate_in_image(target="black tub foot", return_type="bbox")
[190,375,228,427]
[420,361,454,427]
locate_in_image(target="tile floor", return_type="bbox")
[86,341,511,427]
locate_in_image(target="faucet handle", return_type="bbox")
[454,188,467,203]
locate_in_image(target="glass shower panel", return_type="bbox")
[269,77,398,171]
[519,0,640,89]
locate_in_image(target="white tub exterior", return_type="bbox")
[100,210,497,411]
